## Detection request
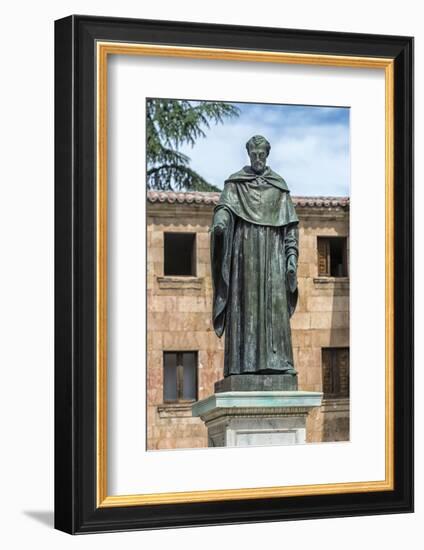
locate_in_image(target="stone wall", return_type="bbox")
[146,194,349,450]
[292,208,350,442]
[147,202,218,449]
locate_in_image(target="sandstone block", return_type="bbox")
[148,296,177,313]
[148,246,163,263]
[306,366,322,387]
[298,247,318,264]
[148,312,170,331]
[292,329,312,347]
[307,296,349,312]
[151,231,164,248]
[310,312,332,329]
[162,331,201,350]
[297,262,310,278]
[147,331,163,351]
[291,312,311,330]
[309,311,349,330]
[177,296,209,312]
[196,232,211,249]
[196,247,211,265]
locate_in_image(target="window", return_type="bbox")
[317,237,348,277]
[164,232,196,276]
[321,347,349,398]
[163,351,198,403]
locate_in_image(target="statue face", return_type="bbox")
[248,145,268,174]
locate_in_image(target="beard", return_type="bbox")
[252,161,266,173]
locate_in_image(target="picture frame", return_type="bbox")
[54,15,413,534]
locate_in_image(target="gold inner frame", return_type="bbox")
[96,42,395,508]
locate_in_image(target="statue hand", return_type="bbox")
[287,255,297,292]
[214,224,225,236]
[287,255,297,274]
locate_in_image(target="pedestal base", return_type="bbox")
[214,373,297,393]
[192,391,322,448]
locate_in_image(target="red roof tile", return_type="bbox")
[147,191,349,208]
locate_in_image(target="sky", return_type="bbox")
[179,101,350,197]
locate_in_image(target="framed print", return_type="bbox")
[54,15,413,534]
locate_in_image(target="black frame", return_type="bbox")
[55,15,413,534]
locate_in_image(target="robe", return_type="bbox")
[210,165,299,376]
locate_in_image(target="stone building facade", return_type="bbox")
[147,191,350,450]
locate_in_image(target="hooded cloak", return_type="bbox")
[210,165,299,375]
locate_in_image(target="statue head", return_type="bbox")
[246,135,270,174]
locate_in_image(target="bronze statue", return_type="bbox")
[210,135,299,377]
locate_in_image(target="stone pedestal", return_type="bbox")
[214,373,297,392]
[192,391,322,448]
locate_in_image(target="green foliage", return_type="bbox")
[146,99,240,191]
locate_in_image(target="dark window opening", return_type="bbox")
[322,347,349,398]
[163,351,198,403]
[317,237,348,277]
[164,233,196,276]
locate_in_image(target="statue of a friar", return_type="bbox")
[210,135,299,377]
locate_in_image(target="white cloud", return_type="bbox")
[179,105,350,196]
